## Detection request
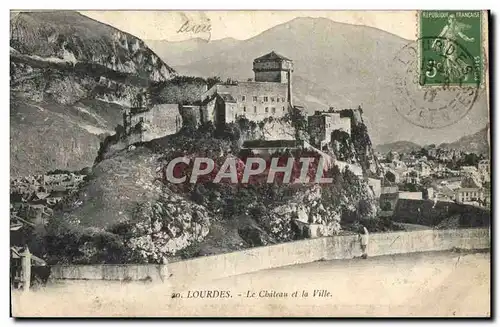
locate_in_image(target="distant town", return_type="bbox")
[10,171,87,226]
[377,146,490,215]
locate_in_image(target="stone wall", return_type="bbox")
[130,104,182,142]
[167,228,489,285]
[50,264,169,282]
[50,228,489,283]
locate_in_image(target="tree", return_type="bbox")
[206,76,222,89]
[380,201,392,211]
[284,106,308,140]
[356,199,373,220]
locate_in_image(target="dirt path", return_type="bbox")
[12,250,490,317]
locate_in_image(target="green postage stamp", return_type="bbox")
[419,11,483,87]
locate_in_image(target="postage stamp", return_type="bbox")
[419,11,483,87]
[392,37,480,129]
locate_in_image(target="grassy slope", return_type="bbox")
[10,94,124,177]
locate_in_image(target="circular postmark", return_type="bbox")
[392,36,481,129]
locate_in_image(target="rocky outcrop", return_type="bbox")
[10,11,178,175]
[330,108,381,177]
[233,117,295,143]
[10,11,175,85]
[330,130,358,164]
[125,194,210,262]
[269,167,378,241]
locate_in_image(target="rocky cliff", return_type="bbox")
[11,11,175,84]
[10,11,177,176]
[329,108,382,178]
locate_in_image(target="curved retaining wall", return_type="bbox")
[50,228,490,283]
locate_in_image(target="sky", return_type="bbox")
[80,11,418,42]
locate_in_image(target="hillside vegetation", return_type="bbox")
[37,113,379,264]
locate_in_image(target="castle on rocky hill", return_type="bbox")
[199,51,294,126]
[118,51,361,156]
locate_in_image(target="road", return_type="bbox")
[12,250,490,317]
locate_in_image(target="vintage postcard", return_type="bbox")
[10,10,491,317]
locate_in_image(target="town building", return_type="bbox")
[401,169,420,184]
[387,151,400,162]
[478,159,490,174]
[454,173,486,205]
[379,185,399,214]
[398,191,423,200]
[415,161,431,177]
[455,187,484,204]
[201,51,294,126]
[425,187,434,200]
[427,148,438,158]
[478,159,490,182]
[460,166,478,175]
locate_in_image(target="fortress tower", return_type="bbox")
[201,51,295,125]
[253,51,293,106]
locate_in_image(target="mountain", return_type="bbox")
[438,125,490,155]
[145,37,239,67]
[10,11,176,177]
[375,125,490,156]
[375,141,422,154]
[154,17,489,146]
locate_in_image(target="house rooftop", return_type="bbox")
[254,51,292,62]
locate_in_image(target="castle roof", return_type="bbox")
[254,51,292,62]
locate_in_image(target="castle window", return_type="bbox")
[254,106,257,113]
[271,97,275,102]
[282,106,285,112]
[277,97,280,103]
[243,106,246,112]
[272,107,276,114]
[242,95,246,101]
[264,96,268,102]
[265,107,269,113]
[253,96,258,102]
